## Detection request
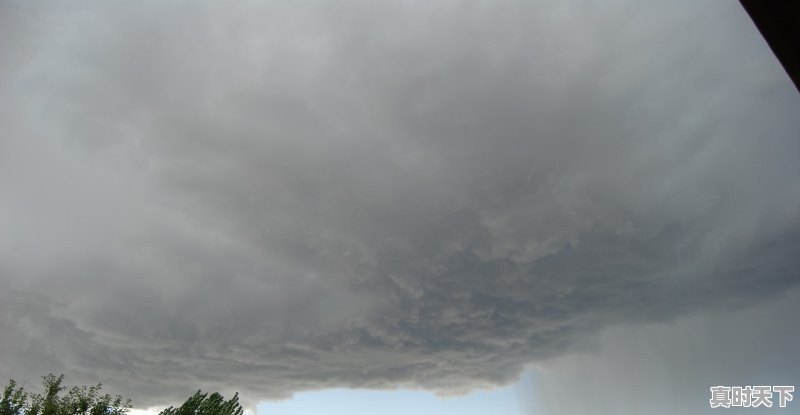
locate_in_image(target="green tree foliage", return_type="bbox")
[2,375,242,415]
[0,375,131,415]
[1,380,27,415]
[158,391,243,415]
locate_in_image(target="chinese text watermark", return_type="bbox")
[710,386,794,408]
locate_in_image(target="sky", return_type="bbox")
[1,0,799,414]
[256,383,523,415]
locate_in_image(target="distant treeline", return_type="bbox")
[0,375,242,415]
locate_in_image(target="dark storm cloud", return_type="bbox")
[1,0,798,408]
[526,287,800,415]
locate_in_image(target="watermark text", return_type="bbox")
[710,386,794,409]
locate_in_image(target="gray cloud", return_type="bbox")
[1,0,798,409]
[525,287,800,415]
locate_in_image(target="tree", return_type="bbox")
[0,380,27,415]
[0,375,131,415]
[1,375,243,415]
[159,391,243,415]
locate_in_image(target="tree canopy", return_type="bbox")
[1,374,131,415]
[158,391,243,415]
[1,375,242,415]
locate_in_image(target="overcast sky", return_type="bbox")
[1,0,798,414]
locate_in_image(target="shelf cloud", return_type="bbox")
[1,0,798,409]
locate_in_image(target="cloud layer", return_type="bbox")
[525,287,800,415]
[1,0,799,408]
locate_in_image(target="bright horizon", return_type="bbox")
[126,373,530,415]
